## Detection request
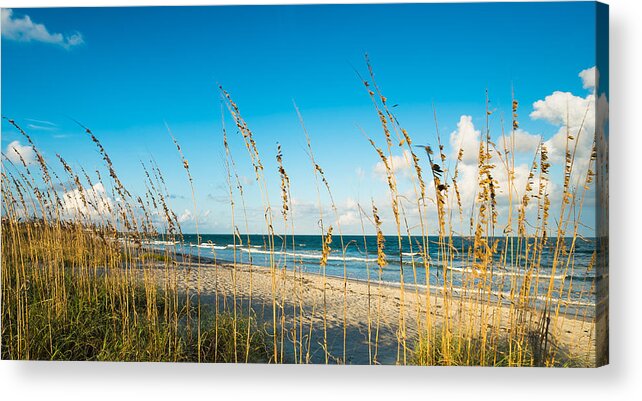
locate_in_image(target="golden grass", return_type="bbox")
[1,59,603,366]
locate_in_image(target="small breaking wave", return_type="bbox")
[144,240,179,246]
[240,247,372,263]
[443,265,597,281]
[197,243,227,250]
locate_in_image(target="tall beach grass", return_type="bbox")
[1,59,604,366]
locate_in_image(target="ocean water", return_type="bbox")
[144,234,599,315]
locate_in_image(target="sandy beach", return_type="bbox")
[142,258,598,365]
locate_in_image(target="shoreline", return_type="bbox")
[165,249,600,317]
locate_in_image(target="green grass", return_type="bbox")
[139,252,173,263]
[1,263,271,362]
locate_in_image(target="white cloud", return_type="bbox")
[25,118,56,125]
[596,91,609,138]
[530,82,597,181]
[27,123,58,132]
[373,149,412,179]
[338,210,359,226]
[61,182,112,219]
[5,140,36,165]
[449,115,481,164]
[494,162,532,203]
[1,9,84,49]
[291,198,317,216]
[511,129,541,155]
[450,161,478,208]
[175,208,211,224]
[177,209,193,223]
[443,117,540,213]
[579,66,597,90]
[344,197,358,210]
[530,90,592,127]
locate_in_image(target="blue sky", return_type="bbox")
[1,3,601,235]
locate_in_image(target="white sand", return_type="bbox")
[147,259,597,365]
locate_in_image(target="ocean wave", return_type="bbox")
[197,243,227,250]
[445,265,569,280]
[489,290,596,308]
[144,240,179,246]
[225,244,262,249]
[239,247,372,263]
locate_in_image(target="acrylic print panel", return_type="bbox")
[0,2,608,366]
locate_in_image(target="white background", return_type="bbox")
[0,1,639,400]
